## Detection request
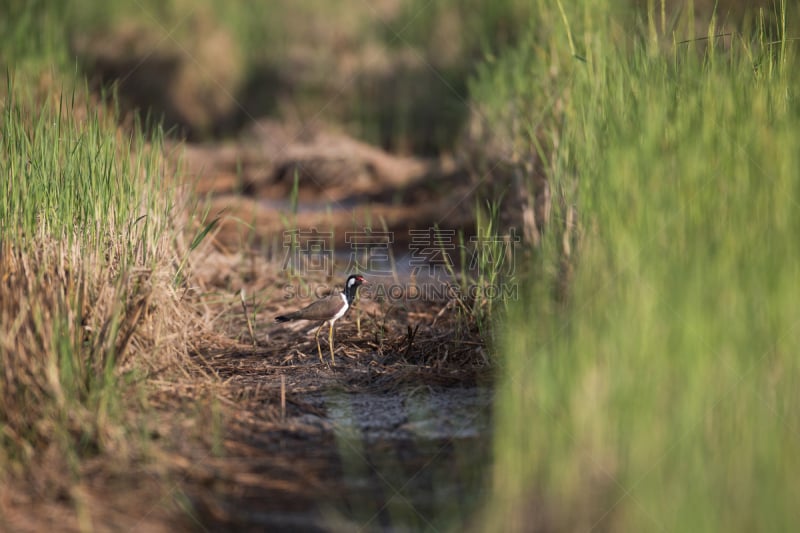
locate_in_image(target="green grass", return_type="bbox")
[0,1,181,501]
[1,86,168,249]
[476,1,800,530]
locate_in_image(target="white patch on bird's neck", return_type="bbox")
[347,277,357,289]
[331,292,349,320]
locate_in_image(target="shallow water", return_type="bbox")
[318,385,492,531]
[236,385,493,532]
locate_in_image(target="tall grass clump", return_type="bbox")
[0,72,191,502]
[0,80,184,482]
[477,1,800,531]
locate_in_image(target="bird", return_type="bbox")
[275,274,367,365]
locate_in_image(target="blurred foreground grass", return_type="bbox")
[477,1,800,530]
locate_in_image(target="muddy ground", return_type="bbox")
[179,327,493,531]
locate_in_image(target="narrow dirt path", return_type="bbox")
[169,120,498,527]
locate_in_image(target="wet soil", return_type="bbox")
[182,320,493,531]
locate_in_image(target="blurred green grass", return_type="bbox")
[474,0,800,530]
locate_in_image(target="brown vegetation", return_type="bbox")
[0,232,200,530]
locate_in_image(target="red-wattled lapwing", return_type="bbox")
[275,274,367,365]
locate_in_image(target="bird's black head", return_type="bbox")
[347,274,367,286]
[344,274,367,302]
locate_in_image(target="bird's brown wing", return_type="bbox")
[278,294,342,321]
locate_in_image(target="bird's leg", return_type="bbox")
[354,291,361,336]
[315,322,325,363]
[328,321,336,366]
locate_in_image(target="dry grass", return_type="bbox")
[0,89,214,527]
[180,240,491,369]
[0,219,213,525]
